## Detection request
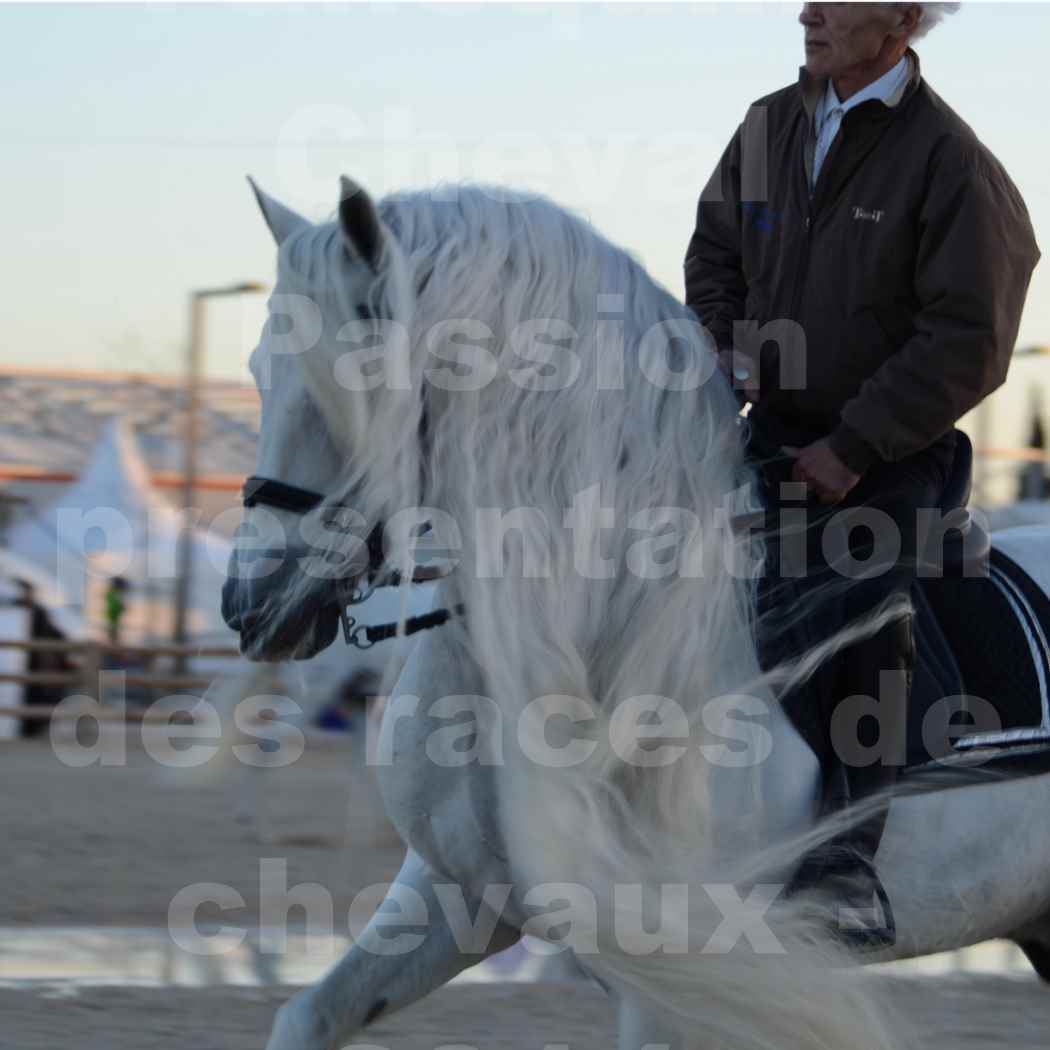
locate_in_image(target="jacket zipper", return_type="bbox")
[790,210,814,323]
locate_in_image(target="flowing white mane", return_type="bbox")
[278,183,770,837]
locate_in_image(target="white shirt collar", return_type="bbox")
[819,55,910,125]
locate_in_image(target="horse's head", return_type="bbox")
[223,176,419,661]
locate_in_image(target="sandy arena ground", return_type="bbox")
[2,977,1050,1050]
[1,734,400,927]
[4,736,1050,1049]
[0,984,617,1050]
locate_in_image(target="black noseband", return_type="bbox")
[238,474,458,649]
[242,477,325,514]
[241,474,385,581]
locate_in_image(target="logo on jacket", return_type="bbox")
[852,206,885,223]
[742,202,782,233]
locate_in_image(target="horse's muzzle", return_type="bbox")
[222,551,343,662]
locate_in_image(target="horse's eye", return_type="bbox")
[355,304,372,321]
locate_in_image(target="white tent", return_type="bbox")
[5,417,234,645]
[4,415,440,709]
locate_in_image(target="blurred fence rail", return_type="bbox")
[0,639,239,658]
[0,637,240,725]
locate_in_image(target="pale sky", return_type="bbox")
[2,2,1048,381]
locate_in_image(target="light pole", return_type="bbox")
[173,282,267,671]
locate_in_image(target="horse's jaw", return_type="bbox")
[221,572,343,662]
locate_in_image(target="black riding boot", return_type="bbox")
[743,417,941,953]
[785,590,914,952]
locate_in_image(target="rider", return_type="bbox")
[684,2,1039,947]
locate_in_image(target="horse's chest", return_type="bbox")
[375,691,512,892]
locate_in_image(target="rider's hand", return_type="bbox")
[790,438,861,505]
[716,349,759,406]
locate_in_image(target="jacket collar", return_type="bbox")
[798,47,922,123]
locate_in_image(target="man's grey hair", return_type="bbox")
[888,2,961,41]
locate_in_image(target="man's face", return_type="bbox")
[798,3,898,79]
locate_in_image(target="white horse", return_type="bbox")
[222,176,1050,1050]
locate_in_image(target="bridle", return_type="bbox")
[241,476,464,650]
[240,475,767,652]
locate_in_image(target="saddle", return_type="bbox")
[784,428,1050,780]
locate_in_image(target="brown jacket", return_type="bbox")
[684,51,1040,473]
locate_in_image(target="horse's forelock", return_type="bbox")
[277,222,345,290]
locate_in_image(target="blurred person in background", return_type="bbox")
[104,576,129,646]
[15,581,73,739]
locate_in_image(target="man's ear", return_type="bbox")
[889,2,922,39]
[338,175,384,270]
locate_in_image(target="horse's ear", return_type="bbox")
[338,175,383,270]
[247,176,309,246]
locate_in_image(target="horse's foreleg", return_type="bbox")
[265,848,520,1050]
[616,993,690,1050]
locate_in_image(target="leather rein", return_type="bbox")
[241,476,463,650]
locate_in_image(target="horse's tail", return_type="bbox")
[498,701,903,1050]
